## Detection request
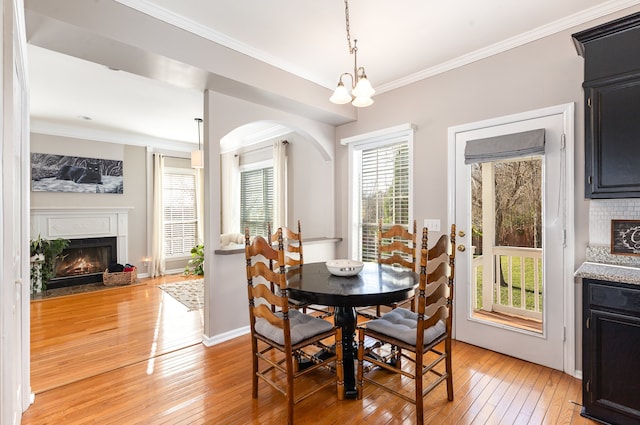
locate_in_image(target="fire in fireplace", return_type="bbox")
[48,236,117,289]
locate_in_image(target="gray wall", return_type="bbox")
[333,6,640,371]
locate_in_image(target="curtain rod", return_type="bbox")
[233,140,288,157]
[154,153,189,160]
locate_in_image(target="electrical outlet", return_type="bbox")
[423,219,441,231]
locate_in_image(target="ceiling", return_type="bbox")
[26,0,639,149]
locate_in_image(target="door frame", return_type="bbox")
[447,103,576,376]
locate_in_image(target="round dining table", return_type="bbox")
[286,261,419,399]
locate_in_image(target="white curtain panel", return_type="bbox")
[221,152,240,234]
[273,140,288,229]
[194,167,204,244]
[150,154,166,277]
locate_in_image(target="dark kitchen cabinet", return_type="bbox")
[582,278,640,424]
[573,13,640,198]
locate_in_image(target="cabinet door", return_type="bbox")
[586,76,640,198]
[584,308,640,424]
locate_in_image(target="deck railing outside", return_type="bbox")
[472,246,543,321]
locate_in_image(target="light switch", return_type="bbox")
[423,219,441,231]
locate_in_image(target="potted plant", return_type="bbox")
[30,235,69,293]
[184,243,204,276]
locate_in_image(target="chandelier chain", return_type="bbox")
[344,0,356,54]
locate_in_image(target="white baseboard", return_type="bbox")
[202,326,250,347]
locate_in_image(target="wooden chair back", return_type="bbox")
[377,220,417,271]
[416,225,456,345]
[245,228,290,338]
[268,219,303,268]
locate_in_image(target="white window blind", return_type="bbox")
[360,142,410,262]
[241,166,273,237]
[163,168,198,258]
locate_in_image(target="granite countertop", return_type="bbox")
[575,261,640,286]
[574,245,640,285]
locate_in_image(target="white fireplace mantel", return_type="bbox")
[30,207,133,265]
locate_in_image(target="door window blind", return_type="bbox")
[465,129,545,164]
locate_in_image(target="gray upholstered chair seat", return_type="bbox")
[365,307,445,346]
[255,309,333,345]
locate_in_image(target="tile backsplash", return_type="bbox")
[588,199,640,266]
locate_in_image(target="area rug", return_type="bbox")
[159,279,204,311]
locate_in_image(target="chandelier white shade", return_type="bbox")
[191,117,204,168]
[329,0,375,107]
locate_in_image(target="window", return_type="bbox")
[163,167,198,258]
[241,165,273,237]
[344,125,414,261]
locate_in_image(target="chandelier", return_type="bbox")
[329,0,375,107]
[191,117,204,168]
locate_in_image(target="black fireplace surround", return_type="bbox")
[48,236,117,289]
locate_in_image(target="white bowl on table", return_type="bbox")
[325,259,364,277]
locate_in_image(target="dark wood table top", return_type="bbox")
[286,261,418,308]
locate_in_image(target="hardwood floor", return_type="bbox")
[23,275,595,424]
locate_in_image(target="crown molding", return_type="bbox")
[376,0,640,93]
[115,0,640,95]
[30,120,195,152]
[112,0,330,88]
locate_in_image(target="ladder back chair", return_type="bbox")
[267,220,333,318]
[356,224,456,425]
[245,228,344,425]
[374,219,417,316]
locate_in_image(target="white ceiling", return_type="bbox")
[26,0,640,149]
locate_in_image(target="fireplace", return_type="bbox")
[48,237,118,289]
[31,207,131,288]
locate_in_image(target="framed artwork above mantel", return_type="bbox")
[31,153,123,194]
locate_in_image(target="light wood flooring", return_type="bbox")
[22,275,595,424]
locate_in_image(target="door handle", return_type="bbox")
[457,245,466,252]
[458,230,466,237]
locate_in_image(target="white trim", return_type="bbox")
[112,0,330,89]
[239,159,273,173]
[345,124,415,261]
[115,0,639,93]
[378,0,640,93]
[202,326,250,347]
[30,207,133,267]
[447,103,576,376]
[30,120,195,152]
[340,123,416,146]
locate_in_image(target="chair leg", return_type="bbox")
[445,338,454,401]
[415,348,424,425]
[356,328,364,400]
[251,337,259,398]
[285,351,295,425]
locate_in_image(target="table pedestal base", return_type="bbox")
[335,306,357,399]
